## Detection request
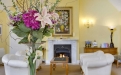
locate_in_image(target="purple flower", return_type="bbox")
[22,10,40,30]
[9,14,21,22]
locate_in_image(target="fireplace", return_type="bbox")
[54,44,71,63]
[47,39,77,64]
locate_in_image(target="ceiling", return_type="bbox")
[0,0,121,11]
[108,0,121,11]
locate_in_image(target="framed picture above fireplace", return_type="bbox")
[52,7,73,37]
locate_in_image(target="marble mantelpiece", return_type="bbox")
[46,39,78,64]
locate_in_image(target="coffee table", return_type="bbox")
[50,57,69,75]
[114,55,121,68]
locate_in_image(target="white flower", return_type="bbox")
[36,50,43,56]
[24,56,29,64]
[26,47,32,55]
[33,56,37,64]
[34,6,52,28]
[33,50,43,63]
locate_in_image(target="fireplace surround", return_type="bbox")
[47,39,78,64]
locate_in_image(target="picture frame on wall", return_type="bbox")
[53,7,73,37]
[0,25,2,35]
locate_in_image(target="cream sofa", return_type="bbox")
[79,51,114,75]
[15,50,42,70]
[2,54,29,75]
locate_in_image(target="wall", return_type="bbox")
[0,11,9,53]
[1,0,121,61]
[79,0,121,54]
[0,0,80,60]
[45,0,80,60]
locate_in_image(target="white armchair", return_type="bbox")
[15,50,42,70]
[79,50,114,75]
[2,54,29,75]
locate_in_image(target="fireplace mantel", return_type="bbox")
[48,39,78,41]
[46,39,78,64]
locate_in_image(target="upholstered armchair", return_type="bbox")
[2,54,29,75]
[15,50,42,70]
[79,50,114,75]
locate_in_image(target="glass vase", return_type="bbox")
[29,42,36,75]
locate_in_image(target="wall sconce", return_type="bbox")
[83,20,93,28]
[109,26,116,48]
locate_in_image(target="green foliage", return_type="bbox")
[18,22,31,32]
[44,28,54,37]
[32,30,43,40]
[19,37,29,44]
[37,46,43,51]
[31,36,38,43]
[12,27,29,37]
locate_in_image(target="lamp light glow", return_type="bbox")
[83,19,93,28]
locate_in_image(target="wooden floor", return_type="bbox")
[0,64,121,75]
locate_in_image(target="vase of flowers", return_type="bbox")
[0,0,61,75]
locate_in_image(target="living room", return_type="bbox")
[0,0,121,75]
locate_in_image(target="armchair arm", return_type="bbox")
[87,59,109,68]
[2,54,28,68]
[80,53,94,60]
[2,54,13,64]
[8,60,28,67]
[87,54,114,68]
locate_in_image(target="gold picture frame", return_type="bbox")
[53,7,73,37]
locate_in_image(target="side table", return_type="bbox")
[50,57,69,75]
[114,55,121,68]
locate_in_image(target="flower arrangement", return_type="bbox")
[0,0,61,75]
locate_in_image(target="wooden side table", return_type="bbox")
[50,57,69,75]
[114,55,121,68]
[84,47,117,55]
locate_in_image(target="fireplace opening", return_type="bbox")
[54,44,71,63]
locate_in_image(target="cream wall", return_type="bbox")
[0,11,9,53]
[0,0,80,60]
[1,0,121,61]
[45,0,80,60]
[79,0,121,54]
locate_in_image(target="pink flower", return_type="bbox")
[34,7,52,28]
[51,12,59,20]
[50,12,59,24]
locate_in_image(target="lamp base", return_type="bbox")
[110,43,114,48]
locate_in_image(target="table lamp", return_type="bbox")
[109,26,115,48]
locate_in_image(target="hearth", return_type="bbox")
[54,44,71,63]
[47,39,77,64]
